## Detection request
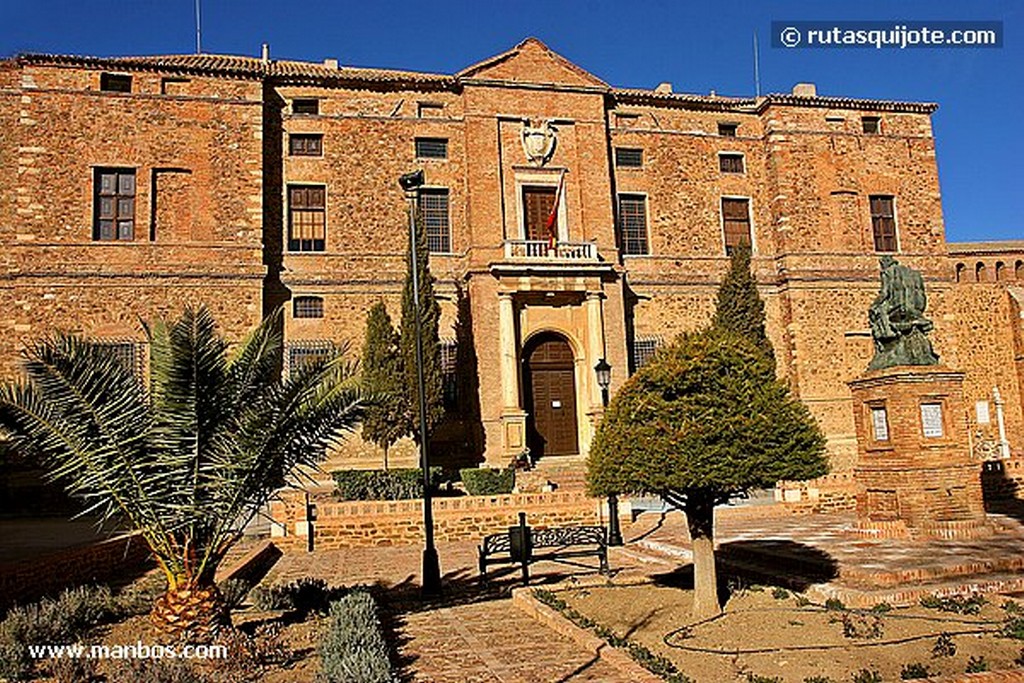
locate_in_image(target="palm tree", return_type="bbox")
[0,306,362,641]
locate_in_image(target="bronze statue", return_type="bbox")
[867,256,940,370]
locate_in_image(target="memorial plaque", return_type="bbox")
[921,403,944,438]
[976,400,991,425]
[870,406,889,442]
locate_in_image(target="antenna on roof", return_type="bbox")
[195,0,202,54]
[753,30,761,97]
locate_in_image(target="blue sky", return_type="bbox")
[1,0,1020,242]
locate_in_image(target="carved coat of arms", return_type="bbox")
[521,119,557,166]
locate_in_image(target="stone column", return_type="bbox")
[498,292,526,459]
[582,291,607,455]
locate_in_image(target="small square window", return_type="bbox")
[293,296,324,319]
[289,134,323,157]
[718,122,738,137]
[614,148,643,168]
[862,116,881,134]
[293,99,319,115]
[100,73,132,93]
[415,138,448,160]
[417,102,444,118]
[160,77,189,95]
[719,153,744,174]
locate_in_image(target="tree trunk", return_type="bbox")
[686,494,721,621]
[152,581,230,643]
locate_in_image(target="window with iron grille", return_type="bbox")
[418,188,451,253]
[417,102,443,118]
[289,134,323,156]
[415,138,448,160]
[615,148,643,168]
[721,198,752,255]
[862,116,881,134]
[718,122,738,137]
[440,339,458,410]
[93,168,136,241]
[617,194,648,256]
[94,341,145,377]
[719,153,744,174]
[286,340,335,376]
[288,185,326,252]
[100,73,132,93]
[292,99,319,115]
[632,336,663,373]
[870,195,897,252]
[293,296,324,319]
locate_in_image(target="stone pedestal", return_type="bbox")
[848,366,991,539]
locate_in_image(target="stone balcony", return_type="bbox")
[503,239,597,261]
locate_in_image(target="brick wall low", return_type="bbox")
[269,491,610,550]
[775,472,859,514]
[982,458,1024,500]
[0,533,153,612]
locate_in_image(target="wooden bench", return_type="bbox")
[478,512,609,584]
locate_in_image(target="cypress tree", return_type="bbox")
[399,211,444,445]
[711,244,775,371]
[360,301,406,469]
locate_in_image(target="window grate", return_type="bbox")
[292,99,319,115]
[615,148,643,168]
[415,138,448,160]
[293,296,324,319]
[93,168,136,241]
[289,134,323,156]
[617,194,648,256]
[870,195,897,252]
[722,198,752,255]
[632,336,663,372]
[440,339,458,409]
[718,122,738,137]
[288,185,326,252]
[719,153,744,174]
[286,340,336,376]
[93,340,146,378]
[418,188,451,253]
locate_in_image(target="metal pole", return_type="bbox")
[599,386,623,546]
[408,193,442,597]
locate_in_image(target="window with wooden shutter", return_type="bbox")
[617,194,649,256]
[870,195,897,252]
[418,188,450,253]
[719,153,744,174]
[287,185,326,252]
[289,134,323,156]
[721,198,752,255]
[93,168,136,241]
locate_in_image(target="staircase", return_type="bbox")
[516,456,589,493]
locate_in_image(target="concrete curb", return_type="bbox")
[510,587,664,683]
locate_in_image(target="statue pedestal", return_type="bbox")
[848,366,991,539]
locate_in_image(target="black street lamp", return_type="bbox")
[594,358,623,546]
[400,169,442,597]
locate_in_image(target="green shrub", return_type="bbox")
[804,677,837,683]
[218,578,252,609]
[250,578,343,615]
[332,467,442,501]
[460,467,515,496]
[870,602,892,613]
[320,590,395,683]
[919,593,985,615]
[900,662,931,679]
[747,675,783,683]
[824,597,845,611]
[851,670,882,683]
[107,659,209,683]
[932,633,956,657]
[966,655,989,673]
[771,587,789,600]
[1004,613,1024,640]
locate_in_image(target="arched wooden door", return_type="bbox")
[523,333,579,457]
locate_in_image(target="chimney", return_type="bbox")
[323,58,339,70]
[792,82,817,97]
[261,43,270,64]
[655,82,672,93]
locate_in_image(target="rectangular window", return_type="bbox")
[418,188,451,253]
[870,406,890,442]
[921,403,944,438]
[417,102,443,118]
[721,198,752,255]
[293,296,324,319]
[870,195,897,252]
[632,335,663,373]
[289,134,323,156]
[862,116,881,134]
[288,185,326,252]
[94,340,144,377]
[718,122,738,137]
[441,339,458,410]
[617,194,649,256]
[93,168,136,241]
[160,77,189,95]
[719,153,745,174]
[286,340,335,376]
[292,98,319,115]
[415,138,448,160]
[100,73,132,93]
[614,148,643,168]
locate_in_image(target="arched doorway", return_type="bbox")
[523,332,579,458]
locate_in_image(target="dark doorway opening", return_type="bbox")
[523,332,579,458]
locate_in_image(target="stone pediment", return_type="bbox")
[456,37,607,89]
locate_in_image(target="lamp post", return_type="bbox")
[594,359,622,546]
[399,169,442,597]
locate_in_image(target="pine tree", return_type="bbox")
[399,211,444,445]
[712,244,775,370]
[360,301,406,469]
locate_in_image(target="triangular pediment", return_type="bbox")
[457,38,607,88]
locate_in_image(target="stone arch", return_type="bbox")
[975,261,987,282]
[996,261,1007,281]
[521,331,580,458]
[1017,260,1024,280]
[955,262,966,283]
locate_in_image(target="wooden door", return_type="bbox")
[522,186,556,241]
[525,335,579,457]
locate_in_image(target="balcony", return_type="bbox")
[503,240,597,261]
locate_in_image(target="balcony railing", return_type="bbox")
[503,240,597,261]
